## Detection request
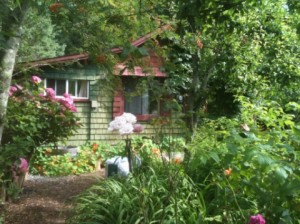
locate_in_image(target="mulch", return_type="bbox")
[3,171,104,224]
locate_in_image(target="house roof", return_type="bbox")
[27,53,89,68]
[111,24,171,53]
[24,25,171,77]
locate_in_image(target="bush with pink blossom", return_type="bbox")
[0,75,80,201]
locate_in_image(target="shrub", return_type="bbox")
[186,98,300,223]
[0,75,80,201]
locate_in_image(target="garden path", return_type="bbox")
[3,170,104,224]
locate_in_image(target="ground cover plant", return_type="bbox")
[30,142,124,176]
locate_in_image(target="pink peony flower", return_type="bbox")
[8,86,18,96]
[31,75,42,84]
[133,124,144,133]
[249,214,265,224]
[19,158,29,173]
[45,88,56,98]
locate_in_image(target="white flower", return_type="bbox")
[108,113,138,135]
[123,113,137,124]
[108,116,127,131]
[119,123,134,135]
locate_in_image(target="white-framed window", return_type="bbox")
[44,78,89,99]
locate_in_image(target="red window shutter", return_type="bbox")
[113,90,124,118]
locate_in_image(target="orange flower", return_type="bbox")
[38,166,43,171]
[49,3,64,13]
[224,168,232,176]
[152,148,160,157]
[92,143,99,151]
[174,158,182,164]
[196,39,204,49]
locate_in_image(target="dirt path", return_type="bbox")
[3,171,104,224]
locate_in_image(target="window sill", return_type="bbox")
[136,113,170,121]
[73,99,90,103]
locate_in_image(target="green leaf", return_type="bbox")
[255,153,273,167]
[138,47,149,56]
[274,167,288,182]
[209,152,220,163]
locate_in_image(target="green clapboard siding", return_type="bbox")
[41,64,184,147]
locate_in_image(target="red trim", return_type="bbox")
[111,24,172,53]
[73,99,90,103]
[23,25,172,68]
[136,114,159,121]
[25,54,89,68]
[115,64,167,77]
[113,90,125,118]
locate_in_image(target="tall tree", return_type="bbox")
[17,8,66,62]
[0,0,30,145]
[156,0,300,130]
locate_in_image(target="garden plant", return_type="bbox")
[0,75,80,202]
[68,97,300,223]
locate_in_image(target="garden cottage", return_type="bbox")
[27,27,181,146]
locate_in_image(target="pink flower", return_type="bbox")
[45,88,56,98]
[31,75,42,84]
[249,214,265,224]
[8,86,18,96]
[67,104,77,112]
[19,158,29,173]
[59,94,77,112]
[133,124,144,133]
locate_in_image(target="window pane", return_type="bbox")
[56,80,66,96]
[126,96,142,114]
[141,93,149,114]
[69,80,76,96]
[77,80,88,97]
[124,78,151,115]
[46,79,55,89]
[149,94,158,115]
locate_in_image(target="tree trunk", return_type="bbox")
[185,52,201,132]
[0,1,29,203]
[185,52,214,135]
[0,1,29,145]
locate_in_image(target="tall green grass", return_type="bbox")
[68,166,206,224]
